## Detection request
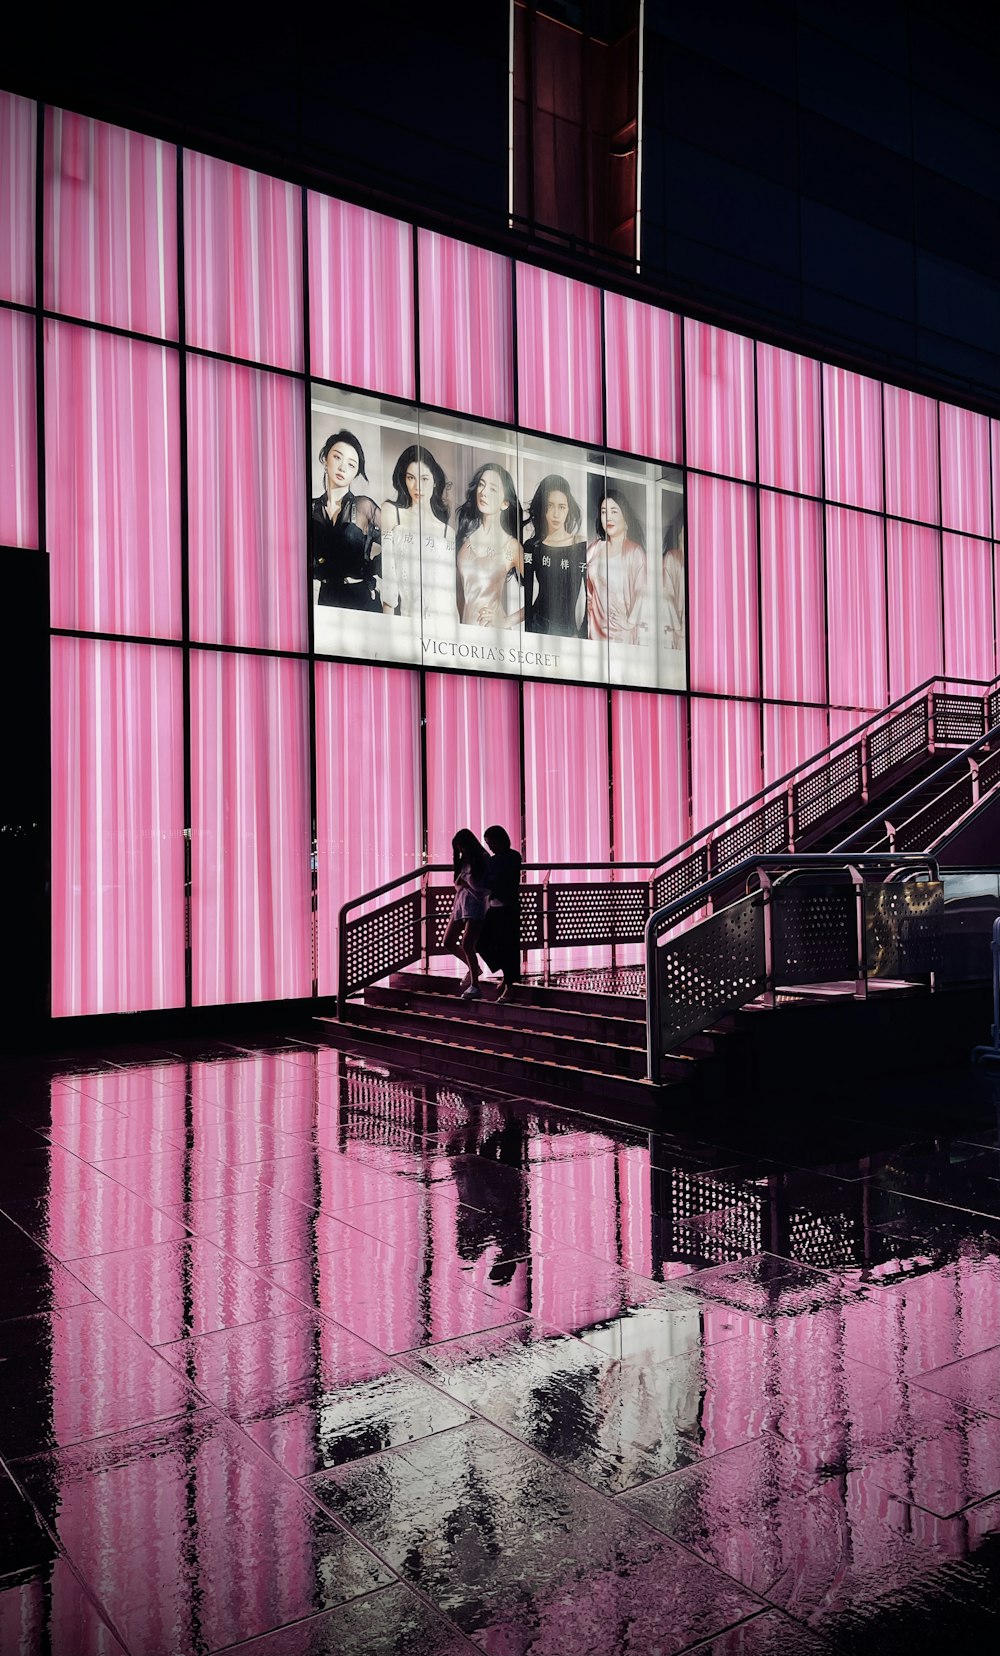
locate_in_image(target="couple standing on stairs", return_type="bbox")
[443,826,523,1002]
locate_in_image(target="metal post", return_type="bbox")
[542,869,552,986]
[848,865,868,1001]
[420,870,431,976]
[970,755,981,807]
[860,732,870,804]
[927,689,936,755]
[786,783,796,851]
[758,869,776,1008]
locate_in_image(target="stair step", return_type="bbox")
[315,1017,680,1111]
[346,1000,676,1080]
[388,973,645,1023]
[366,984,646,1041]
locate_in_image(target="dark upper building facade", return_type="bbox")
[6,0,1000,408]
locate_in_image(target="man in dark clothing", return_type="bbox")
[480,825,523,1000]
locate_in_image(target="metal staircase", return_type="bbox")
[322,672,1000,1109]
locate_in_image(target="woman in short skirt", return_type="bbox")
[441,829,491,1000]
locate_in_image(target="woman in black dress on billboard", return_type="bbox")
[311,429,382,612]
[524,473,587,637]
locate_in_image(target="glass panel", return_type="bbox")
[185,153,302,370]
[0,306,37,549]
[515,265,602,444]
[884,384,939,525]
[825,506,887,709]
[760,492,826,704]
[0,91,36,305]
[604,292,681,464]
[314,662,421,997]
[425,672,520,862]
[940,403,991,538]
[187,357,306,650]
[823,365,883,511]
[190,652,311,1006]
[756,344,821,496]
[684,320,755,481]
[45,321,181,638]
[764,704,829,786]
[943,532,994,681]
[44,111,177,339]
[612,689,688,862]
[51,638,185,1016]
[690,698,762,834]
[418,230,512,422]
[308,193,414,398]
[689,475,759,697]
[886,521,943,699]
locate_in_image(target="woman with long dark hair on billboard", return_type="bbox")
[455,464,524,629]
[441,828,491,999]
[585,486,648,644]
[311,430,382,611]
[380,445,456,625]
[524,473,587,637]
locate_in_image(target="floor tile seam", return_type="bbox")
[0,1286,219,1377]
[894,1338,1000,1385]
[882,1186,1000,1223]
[206,1581,482,1656]
[302,1413,777,1632]
[0,1448,135,1654]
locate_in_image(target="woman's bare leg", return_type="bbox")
[441,918,468,971]
[461,920,485,985]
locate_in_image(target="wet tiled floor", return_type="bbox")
[2,1040,1000,1652]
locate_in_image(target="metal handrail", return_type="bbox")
[650,670,1000,880]
[834,719,1000,854]
[644,851,940,1082]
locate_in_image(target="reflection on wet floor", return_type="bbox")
[1,1042,1000,1652]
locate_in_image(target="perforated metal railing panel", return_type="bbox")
[658,1164,765,1266]
[864,881,943,978]
[713,796,789,873]
[549,881,650,948]
[869,700,929,779]
[894,777,974,851]
[427,887,455,953]
[976,746,1000,793]
[990,689,1000,729]
[933,693,986,746]
[653,847,709,911]
[518,886,545,950]
[344,890,422,994]
[793,745,863,834]
[771,884,856,984]
[654,892,766,1051]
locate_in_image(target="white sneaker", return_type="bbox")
[459,971,472,991]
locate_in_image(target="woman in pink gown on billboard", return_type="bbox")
[455,464,524,629]
[585,487,647,644]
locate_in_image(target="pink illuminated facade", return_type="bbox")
[1,90,999,1019]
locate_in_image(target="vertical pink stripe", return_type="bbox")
[191,652,312,1006]
[315,662,422,996]
[604,292,681,462]
[612,690,688,861]
[943,532,994,680]
[825,506,887,709]
[45,320,181,638]
[44,110,178,339]
[515,265,602,444]
[185,153,302,371]
[684,321,755,481]
[823,366,883,511]
[0,306,37,548]
[308,194,414,398]
[417,231,512,422]
[886,521,943,699]
[425,672,520,860]
[940,403,991,537]
[883,385,939,525]
[187,356,306,650]
[51,639,185,1016]
[764,704,829,785]
[757,344,822,496]
[0,91,36,304]
[992,421,1000,538]
[689,474,759,697]
[760,492,826,704]
[690,698,761,832]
